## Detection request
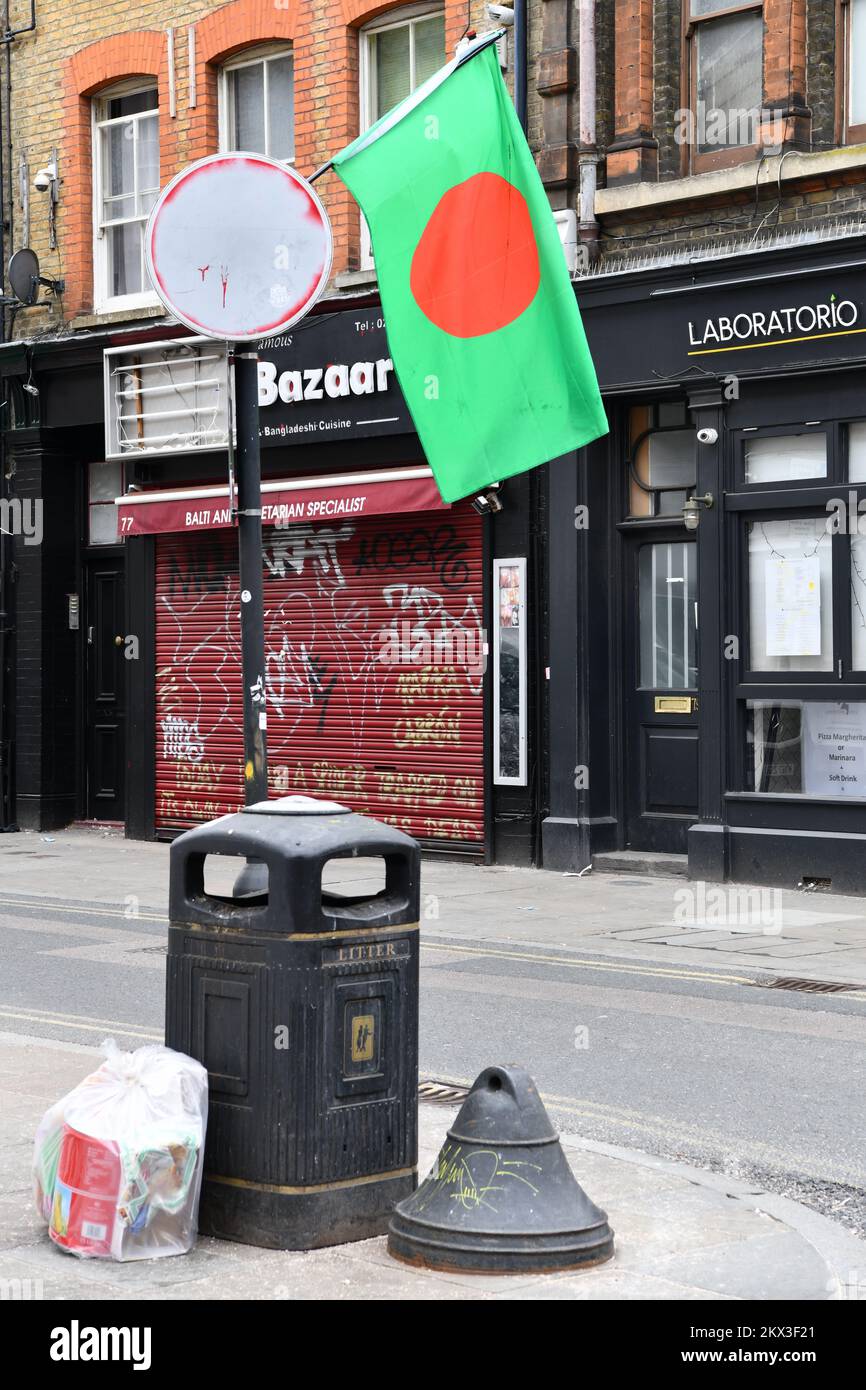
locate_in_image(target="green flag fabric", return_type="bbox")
[331,32,608,503]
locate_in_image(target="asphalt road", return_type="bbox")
[2,890,865,1236]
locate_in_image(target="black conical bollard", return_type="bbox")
[388,1064,614,1274]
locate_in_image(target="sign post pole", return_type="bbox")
[231,342,270,899]
[143,152,333,880]
[232,345,268,808]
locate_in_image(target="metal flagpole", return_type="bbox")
[306,28,506,186]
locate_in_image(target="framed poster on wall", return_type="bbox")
[493,557,527,785]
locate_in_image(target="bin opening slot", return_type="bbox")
[321,853,411,922]
[321,856,387,904]
[202,853,269,906]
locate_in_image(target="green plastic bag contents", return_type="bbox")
[33,1039,208,1261]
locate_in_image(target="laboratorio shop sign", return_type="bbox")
[687,294,862,355]
[254,309,413,446]
[579,267,866,390]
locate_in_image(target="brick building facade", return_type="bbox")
[531,1,866,263]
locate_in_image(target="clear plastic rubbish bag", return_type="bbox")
[33,1039,208,1261]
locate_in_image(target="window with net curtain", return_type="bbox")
[94,86,159,305]
[222,49,295,162]
[361,10,445,264]
[851,0,866,134]
[366,10,446,119]
[689,0,763,157]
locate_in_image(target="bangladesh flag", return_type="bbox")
[331,32,608,504]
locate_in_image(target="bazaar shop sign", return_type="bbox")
[254,308,414,445]
[258,356,394,405]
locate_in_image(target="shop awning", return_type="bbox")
[115,466,448,536]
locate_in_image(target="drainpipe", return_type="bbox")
[513,0,527,133]
[0,2,35,832]
[578,0,600,263]
[2,2,37,281]
[0,15,6,831]
[0,420,14,833]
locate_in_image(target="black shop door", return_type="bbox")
[84,559,126,821]
[624,533,699,853]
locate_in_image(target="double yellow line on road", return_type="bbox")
[0,1005,162,1042]
[0,896,166,926]
[2,894,757,986]
[3,894,865,998]
[422,939,757,987]
[422,939,866,1000]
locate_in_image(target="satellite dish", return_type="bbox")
[145,152,333,341]
[6,247,64,305]
[8,248,40,305]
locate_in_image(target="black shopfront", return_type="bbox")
[0,301,541,866]
[543,234,866,893]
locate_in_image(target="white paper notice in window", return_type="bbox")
[764,554,821,656]
[802,702,866,796]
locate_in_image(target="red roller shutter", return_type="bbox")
[154,504,485,848]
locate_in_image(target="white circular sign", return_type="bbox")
[145,153,333,341]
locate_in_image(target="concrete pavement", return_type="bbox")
[1,1033,864,1301]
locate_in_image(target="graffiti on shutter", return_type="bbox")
[154,504,485,846]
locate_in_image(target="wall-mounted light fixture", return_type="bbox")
[682,492,714,532]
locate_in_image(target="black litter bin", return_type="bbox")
[165,794,420,1250]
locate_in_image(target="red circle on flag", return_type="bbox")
[410,172,540,338]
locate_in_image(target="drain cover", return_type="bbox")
[759,976,856,994]
[418,1079,471,1104]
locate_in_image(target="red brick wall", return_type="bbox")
[62,33,167,320]
[607,0,656,184]
[763,0,806,108]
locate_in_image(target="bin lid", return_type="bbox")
[241,794,351,816]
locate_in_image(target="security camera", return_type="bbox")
[34,164,57,194]
[486,4,515,24]
[471,485,503,515]
[696,426,718,445]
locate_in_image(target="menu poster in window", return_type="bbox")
[493,558,526,785]
[498,564,522,630]
[764,554,821,656]
[802,702,866,796]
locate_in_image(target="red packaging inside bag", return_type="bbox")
[50,1126,121,1256]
